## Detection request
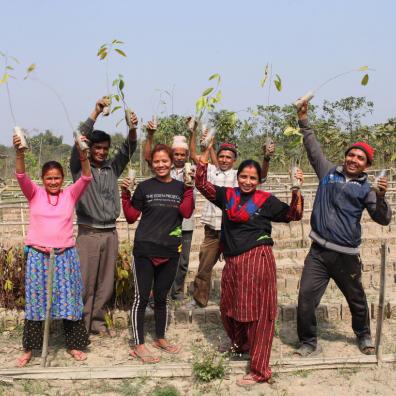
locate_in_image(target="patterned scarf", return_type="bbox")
[225,188,270,223]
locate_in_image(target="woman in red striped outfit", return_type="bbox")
[195,143,304,386]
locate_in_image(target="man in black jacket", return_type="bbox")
[295,100,392,357]
[70,98,138,335]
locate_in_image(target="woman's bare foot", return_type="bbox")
[17,351,32,368]
[152,338,181,354]
[129,344,160,363]
[236,374,261,387]
[67,349,87,361]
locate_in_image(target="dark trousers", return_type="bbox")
[297,243,371,347]
[171,231,193,300]
[130,256,179,345]
[77,226,119,334]
[193,225,221,307]
[23,319,89,351]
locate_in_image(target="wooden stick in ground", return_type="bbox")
[375,240,388,364]
[41,249,55,367]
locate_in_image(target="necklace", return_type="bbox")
[47,192,60,206]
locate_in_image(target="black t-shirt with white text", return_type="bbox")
[132,178,185,257]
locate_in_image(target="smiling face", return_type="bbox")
[42,168,64,195]
[173,147,188,169]
[90,141,110,166]
[343,148,369,177]
[152,150,172,179]
[237,165,260,194]
[217,150,236,171]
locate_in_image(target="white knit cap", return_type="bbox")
[172,135,188,150]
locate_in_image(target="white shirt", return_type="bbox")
[200,164,238,230]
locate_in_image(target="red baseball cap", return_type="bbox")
[345,142,374,164]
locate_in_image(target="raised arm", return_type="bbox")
[13,134,25,174]
[111,112,138,177]
[13,134,38,200]
[261,141,275,183]
[188,117,199,164]
[271,169,304,222]
[297,101,334,179]
[364,178,392,225]
[70,98,105,178]
[143,120,157,166]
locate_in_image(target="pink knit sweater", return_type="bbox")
[16,172,92,248]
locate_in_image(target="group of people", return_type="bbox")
[13,97,391,387]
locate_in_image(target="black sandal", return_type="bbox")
[357,336,375,355]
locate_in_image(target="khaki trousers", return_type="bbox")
[77,226,118,333]
[193,225,221,307]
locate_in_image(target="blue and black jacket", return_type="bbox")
[298,119,392,255]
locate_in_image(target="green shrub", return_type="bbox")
[192,343,228,383]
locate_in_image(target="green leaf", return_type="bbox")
[114,94,120,102]
[257,234,270,241]
[169,226,182,237]
[5,65,14,70]
[274,74,282,92]
[202,87,214,96]
[115,48,127,57]
[4,279,13,292]
[111,106,122,114]
[215,90,222,102]
[260,64,269,87]
[230,112,238,124]
[97,47,106,56]
[283,126,301,136]
[209,73,220,82]
[99,51,107,60]
[361,74,369,86]
[196,96,207,113]
[358,66,369,71]
[10,56,20,64]
[112,39,124,44]
[26,63,36,73]
[0,73,10,84]
[119,79,124,91]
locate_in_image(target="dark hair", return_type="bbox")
[151,144,173,162]
[90,130,111,146]
[237,159,262,182]
[41,161,64,178]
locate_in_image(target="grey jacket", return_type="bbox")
[299,118,392,254]
[70,118,137,228]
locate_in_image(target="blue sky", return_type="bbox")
[1,0,395,145]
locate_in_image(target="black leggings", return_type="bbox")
[130,256,179,345]
[23,319,90,351]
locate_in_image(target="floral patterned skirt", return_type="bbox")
[25,247,84,321]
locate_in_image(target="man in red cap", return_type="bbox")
[294,102,392,357]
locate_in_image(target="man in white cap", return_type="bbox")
[144,123,195,301]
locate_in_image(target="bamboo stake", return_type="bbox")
[20,203,25,237]
[41,249,55,367]
[375,240,387,364]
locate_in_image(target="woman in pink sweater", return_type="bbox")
[13,134,92,367]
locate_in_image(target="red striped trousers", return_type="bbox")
[220,245,277,382]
